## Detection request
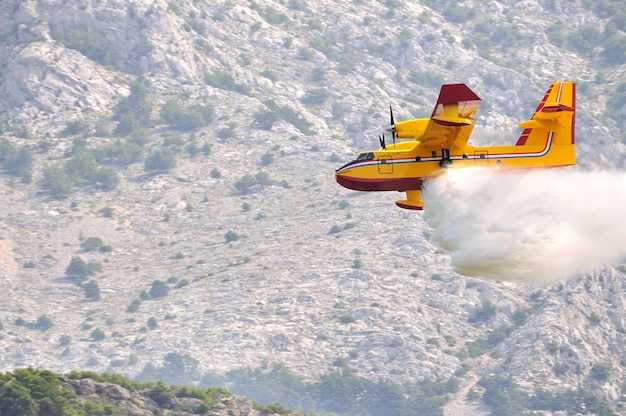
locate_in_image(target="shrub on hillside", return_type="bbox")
[144,149,177,172]
[65,256,101,282]
[41,164,73,199]
[149,280,169,298]
[160,100,215,131]
[82,280,101,301]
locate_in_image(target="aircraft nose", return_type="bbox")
[335,171,350,189]
[335,171,371,191]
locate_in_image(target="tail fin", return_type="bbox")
[516,82,576,146]
[431,83,482,119]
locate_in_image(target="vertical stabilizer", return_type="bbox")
[516,82,576,147]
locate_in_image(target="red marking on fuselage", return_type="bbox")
[336,174,423,192]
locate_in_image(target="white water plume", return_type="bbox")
[422,167,626,284]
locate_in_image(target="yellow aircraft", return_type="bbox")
[335,82,576,210]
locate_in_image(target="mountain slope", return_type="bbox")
[1,0,626,413]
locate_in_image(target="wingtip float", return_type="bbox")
[335,82,576,210]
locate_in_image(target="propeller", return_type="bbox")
[386,106,397,148]
[379,134,386,150]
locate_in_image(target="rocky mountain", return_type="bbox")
[1,0,626,414]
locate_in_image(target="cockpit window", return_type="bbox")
[356,152,375,161]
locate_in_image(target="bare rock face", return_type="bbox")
[0,42,123,115]
[0,0,207,124]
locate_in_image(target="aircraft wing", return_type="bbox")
[417,84,481,148]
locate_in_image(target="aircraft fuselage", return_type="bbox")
[335,134,575,193]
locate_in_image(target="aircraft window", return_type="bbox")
[366,153,375,160]
[356,153,367,161]
[462,153,468,159]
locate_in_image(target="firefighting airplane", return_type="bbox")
[335,81,576,210]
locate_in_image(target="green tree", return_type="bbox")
[149,280,169,298]
[66,256,99,283]
[234,174,256,194]
[0,142,33,181]
[471,299,497,323]
[34,315,53,331]
[546,22,566,47]
[204,71,251,95]
[0,382,38,416]
[144,149,176,172]
[160,353,200,384]
[80,237,104,252]
[312,370,374,415]
[602,34,626,65]
[479,376,528,416]
[113,80,153,135]
[260,152,274,166]
[59,29,121,68]
[301,88,331,105]
[91,328,105,341]
[567,26,601,54]
[253,100,314,135]
[115,80,152,124]
[41,164,73,199]
[147,317,157,329]
[225,230,239,242]
[65,152,99,185]
[113,114,141,136]
[161,100,185,125]
[254,171,270,186]
[82,280,101,301]
[590,362,612,382]
[59,335,72,346]
[127,299,141,313]
[160,100,215,131]
[466,338,490,357]
[98,140,144,166]
[252,108,279,130]
[91,167,120,190]
[443,5,475,23]
[147,381,172,405]
[62,119,90,136]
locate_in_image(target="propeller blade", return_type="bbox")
[389,106,398,148]
[386,106,398,142]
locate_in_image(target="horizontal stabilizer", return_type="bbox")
[518,118,560,131]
